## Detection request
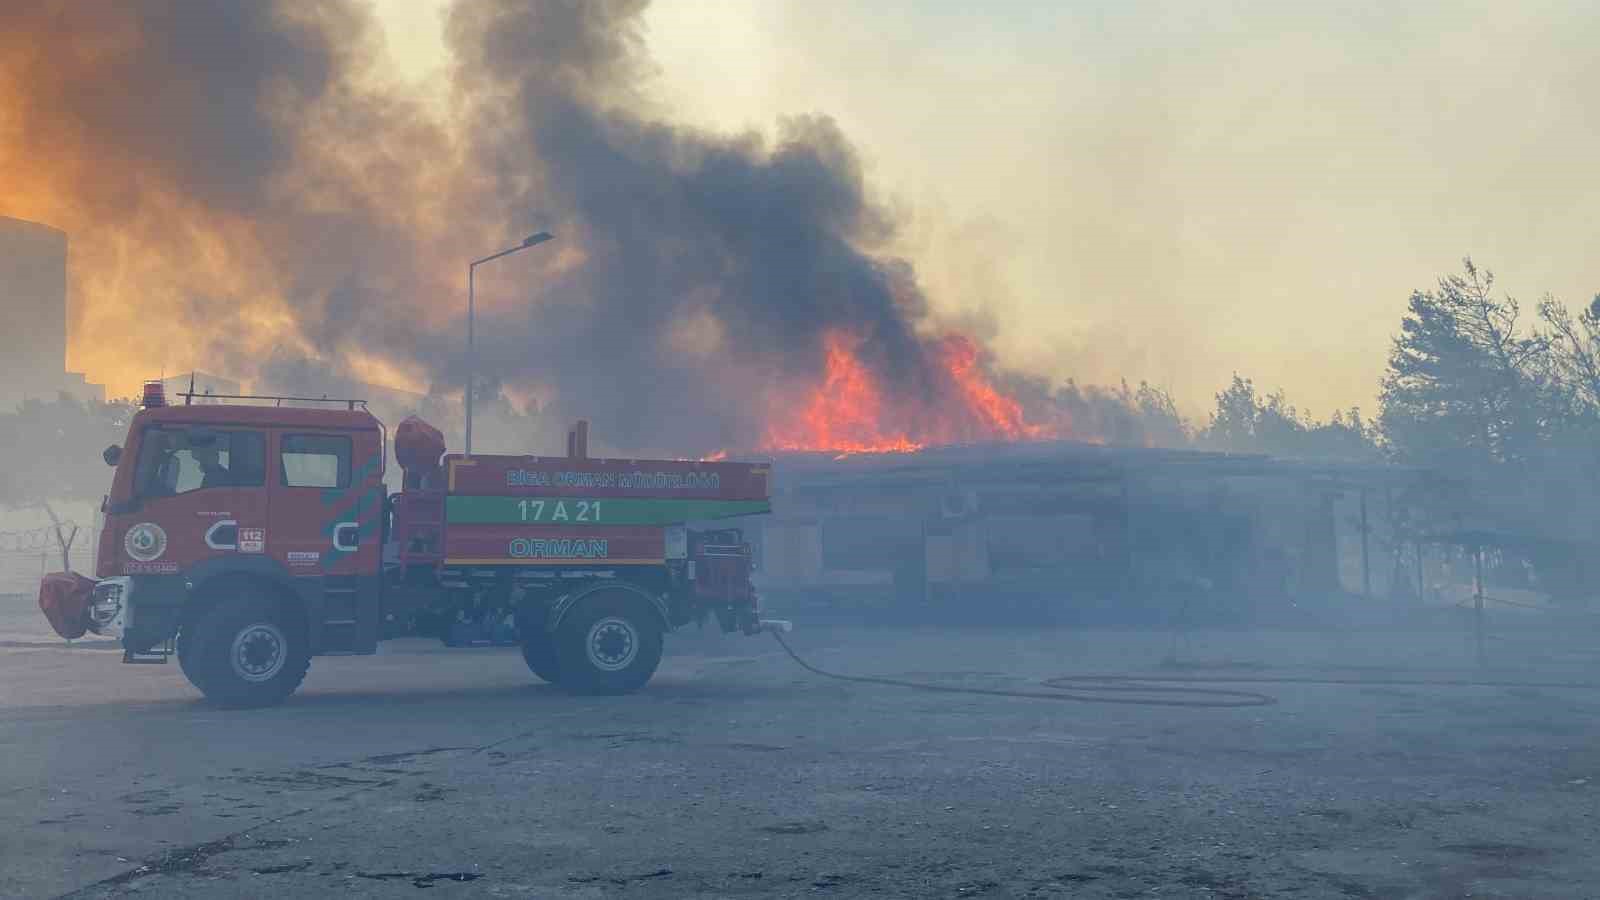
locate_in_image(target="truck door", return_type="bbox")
[117,425,269,578]
[269,428,384,654]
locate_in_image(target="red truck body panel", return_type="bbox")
[435,454,771,567]
[444,524,667,566]
[443,454,770,500]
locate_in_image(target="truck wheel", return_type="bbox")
[176,626,201,688]
[520,629,562,683]
[180,594,310,708]
[554,591,663,695]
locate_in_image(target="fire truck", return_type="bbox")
[38,381,783,707]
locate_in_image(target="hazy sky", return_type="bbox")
[370,1,1600,417]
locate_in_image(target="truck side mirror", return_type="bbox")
[103,445,122,467]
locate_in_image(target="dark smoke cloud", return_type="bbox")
[444,0,946,451]
[0,2,336,213]
[4,0,1095,455]
[1,0,466,398]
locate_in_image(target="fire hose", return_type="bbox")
[770,630,1278,708]
[768,631,1600,709]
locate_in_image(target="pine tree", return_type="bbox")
[1378,259,1551,470]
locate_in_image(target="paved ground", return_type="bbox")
[4,595,1600,898]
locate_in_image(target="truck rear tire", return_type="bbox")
[554,591,663,695]
[520,629,562,683]
[179,593,310,708]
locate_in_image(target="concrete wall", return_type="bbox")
[753,459,1366,622]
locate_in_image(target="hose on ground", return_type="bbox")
[771,630,1277,708]
[770,631,1600,709]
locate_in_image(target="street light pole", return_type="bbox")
[467,262,475,457]
[466,231,554,456]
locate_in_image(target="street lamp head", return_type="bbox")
[467,230,555,456]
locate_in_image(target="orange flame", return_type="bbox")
[762,329,1068,455]
[763,332,924,455]
[933,334,1050,442]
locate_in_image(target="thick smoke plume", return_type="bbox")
[0,0,1094,455]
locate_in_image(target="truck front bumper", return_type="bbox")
[81,575,184,657]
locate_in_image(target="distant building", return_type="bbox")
[354,381,427,418]
[0,216,66,399]
[0,217,104,407]
[253,370,425,418]
[56,372,106,404]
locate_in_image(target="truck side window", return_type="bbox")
[281,434,352,488]
[134,428,266,497]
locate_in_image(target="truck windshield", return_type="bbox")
[135,427,266,497]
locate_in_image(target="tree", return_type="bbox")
[1200,374,1376,460]
[1001,376,1192,450]
[1537,293,1600,426]
[1379,259,1552,470]
[1125,381,1189,448]
[1379,261,1600,592]
[1077,380,1190,448]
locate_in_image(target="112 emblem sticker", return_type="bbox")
[239,528,265,554]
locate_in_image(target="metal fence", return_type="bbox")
[0,522,96,594]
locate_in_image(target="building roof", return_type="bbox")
[0,215,67,242]
[768,440,1433,490]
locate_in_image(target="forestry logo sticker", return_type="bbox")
[124,523,168,562]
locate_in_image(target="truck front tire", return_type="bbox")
[179,593,310,708]
[554,591,663,695]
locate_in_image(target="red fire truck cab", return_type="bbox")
[38,382,783,707]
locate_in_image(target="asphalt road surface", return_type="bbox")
[5,598,1600,898]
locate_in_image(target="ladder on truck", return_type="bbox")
[389,490,445,575]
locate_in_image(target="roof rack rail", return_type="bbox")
[178,391,370,411]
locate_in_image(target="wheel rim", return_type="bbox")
[585,616,639,672]
[230,623,287,683]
